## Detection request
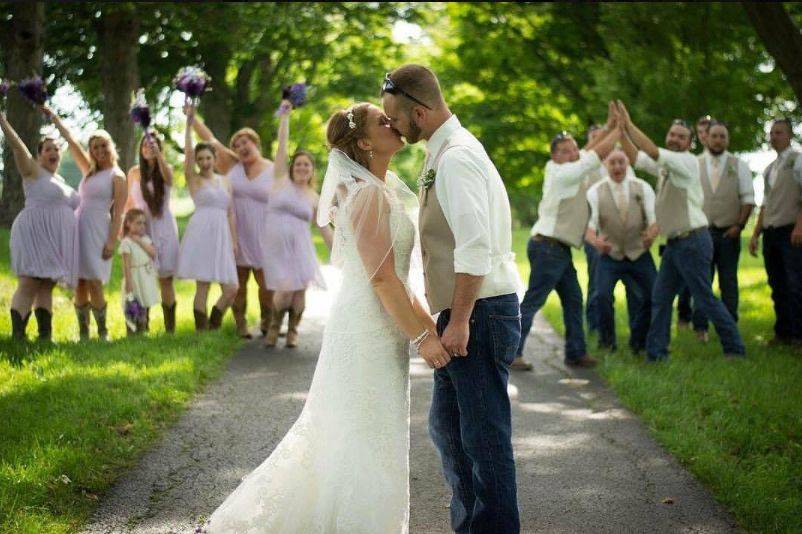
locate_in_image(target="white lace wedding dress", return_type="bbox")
[205,178,414,533]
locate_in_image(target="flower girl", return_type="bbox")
[120,208,161,334]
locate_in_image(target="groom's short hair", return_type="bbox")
[388,64,446,110]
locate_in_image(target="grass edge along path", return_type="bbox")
[518,228,802,533]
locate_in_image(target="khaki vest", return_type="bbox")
[699,154,742,228]
[655,168,692,238]
[763,152,801,228]
[597,180,648,261]
[551,181,591,248]
[419,141,464,314]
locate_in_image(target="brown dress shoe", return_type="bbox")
[565,354,598,368]
[695,330,709,343]
[509,356,533,371]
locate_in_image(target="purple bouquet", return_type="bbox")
[124,294,146,332]
[130,88,151,134]
[173,66,211,106]
[0,79,10,109]
[275,82,309,116]
[17,76,48,106]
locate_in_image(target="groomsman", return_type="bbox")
[691,121,755,339]
[678,114,715,328]
[617,102,746,361]
[583,124,607,335]
[514,104,621,370]
[749,119,802,345]
[585,149,658,353]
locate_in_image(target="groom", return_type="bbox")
[383,65,523,533]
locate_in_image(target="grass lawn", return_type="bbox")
[0,218,263,533]
[511,228,802,533]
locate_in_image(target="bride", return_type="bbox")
[204,103,451,533]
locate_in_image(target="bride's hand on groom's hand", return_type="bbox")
[419,335,451,370]
[442,321,470,358]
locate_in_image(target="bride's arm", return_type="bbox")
[350,186,450,369]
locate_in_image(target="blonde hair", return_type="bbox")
[326,103,372,169]
[87,129,119,176]
[229,127,262,152]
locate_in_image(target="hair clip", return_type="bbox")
[347,109,356,129]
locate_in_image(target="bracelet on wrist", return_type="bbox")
[412,329,430,350]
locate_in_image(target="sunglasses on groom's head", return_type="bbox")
[381,74,432,110]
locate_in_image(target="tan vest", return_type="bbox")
[763,152,801,228]
[597,180,648,261]
[655,168,692,238]
[552,181,591,248]
[699,154,742,228]
[419,141,464,314]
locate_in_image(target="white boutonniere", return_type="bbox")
[418,168,436,190]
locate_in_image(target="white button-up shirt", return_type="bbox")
[586,171,657,232]
[425,115,522,297]
[702,150,755,204]
[636,148,708,231]
[530,149,601,237]
[764,147,802,195]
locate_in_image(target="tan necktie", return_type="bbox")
[615,183,628,220]
[710,157,721,193]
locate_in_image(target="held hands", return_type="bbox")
[594,234,613,255]
[102,239,116,260]
[183,102,196,123]
[616,100,632,129]
[441,319,470,358]
[418,334,451,369]
[748,233,760,257]
[724,225,742,240]
[605,101,619,130]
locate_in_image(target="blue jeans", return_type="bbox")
[677,286,692,324]
[645,230,745,360]
[692,227,741,331]
[763,225,802,340]
[518,238,586,361]
[429,293,521,534]
[584,242,601,332]
[597,252,657,352]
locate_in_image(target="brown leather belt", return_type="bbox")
[667,227,706,243]
[532,234,568,248]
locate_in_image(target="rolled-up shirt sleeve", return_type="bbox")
[736,158,755,205]
[547,150,601,186]
[635,150,660,177]
[437,149,492,276]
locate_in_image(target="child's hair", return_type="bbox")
[123,208,146,236]
[195,142,216,157]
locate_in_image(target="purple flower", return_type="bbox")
[18,76,48,106]
[173,66,211,100]
[130,88,151,130]
[124,296,146,331]
[282,82,309,108]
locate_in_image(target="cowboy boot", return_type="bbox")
[162,302,176,334]
[91,305,109,341]
[193,308,208,331]
[209,305,225,330]
[34,308,52,342]
[232,290,250,338]
[265,308,286,348]
[75,303,90,340]
[286,309,303,348]
[11,309,31,341]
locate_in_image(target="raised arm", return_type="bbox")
[186,103,238,174]
[0,111,37,178]
[273,100,292,185]
[619,128,639,167]
[124,166,140,212]
[183,109,200,195]
[41,104,91,176]
[617,101,659,161]
[350,185,450,369]
[149,136,174,186]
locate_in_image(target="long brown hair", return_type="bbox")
[138,135,166,217]
[289,150,317,189]
[326,103,372,169]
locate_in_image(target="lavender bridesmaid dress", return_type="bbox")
[261,183,324,291]
[128,176,180,277]
[10,166,80,288]
[76,167,119,284]
[228,162,272,269]
[176,175,238,285]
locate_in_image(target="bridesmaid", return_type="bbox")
[44,105,127,341]
[262,100,333,348]
[176,106,239,331]
[125,134,180,333]
[2,110,79,341]
[191,107,274,338]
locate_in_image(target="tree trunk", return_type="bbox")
[96,3,139,172]
[200,45,233,144]
[742,2,802,106]
[0,2,44,226]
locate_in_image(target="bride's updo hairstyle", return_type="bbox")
[326,102,372,168]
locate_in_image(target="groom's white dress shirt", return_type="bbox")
[424,115,522,299]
